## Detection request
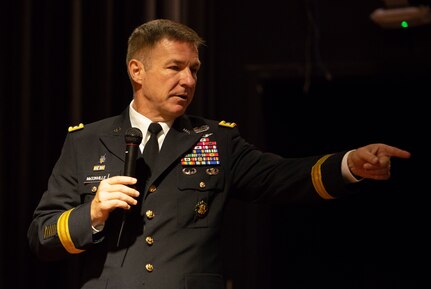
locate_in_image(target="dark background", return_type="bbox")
[1,0,429,288]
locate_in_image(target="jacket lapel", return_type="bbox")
[99,108,132,163]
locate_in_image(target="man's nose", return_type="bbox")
[179,68,196,86]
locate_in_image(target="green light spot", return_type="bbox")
[401,21,409,28]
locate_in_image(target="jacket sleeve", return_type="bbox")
[227,126,358,204]
[27,133,95,262]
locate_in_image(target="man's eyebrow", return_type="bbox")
[167,59,201,68]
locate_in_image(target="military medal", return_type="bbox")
[195,200,208,218]
[181,137,220,165]
[93,154,106,171]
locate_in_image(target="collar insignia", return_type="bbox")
[183,128,191,134]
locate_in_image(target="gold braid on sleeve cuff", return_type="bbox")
[57,208,85,254]
[311,154,335,200]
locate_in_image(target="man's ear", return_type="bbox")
[128,59,144,84]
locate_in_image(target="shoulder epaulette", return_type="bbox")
[218,120,237,128]
[68,123,84,133]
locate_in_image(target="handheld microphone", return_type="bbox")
[124,127,143,177]
[118,127,142,247]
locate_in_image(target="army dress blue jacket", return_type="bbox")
[27,107,355,289]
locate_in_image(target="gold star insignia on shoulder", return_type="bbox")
[68,123,84,133]
[218,120,237,128]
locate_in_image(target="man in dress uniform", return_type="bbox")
[27,19,411,289]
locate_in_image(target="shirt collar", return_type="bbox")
[129,99,173,149]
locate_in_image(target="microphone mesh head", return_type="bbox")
[125,127,143,144]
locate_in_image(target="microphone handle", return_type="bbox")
[118,143,140,247]
[124,143,140,177]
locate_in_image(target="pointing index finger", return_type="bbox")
[382,146,411,159]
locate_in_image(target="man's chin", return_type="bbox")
[167,105,188,118]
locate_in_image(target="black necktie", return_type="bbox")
[143,122,162,169]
